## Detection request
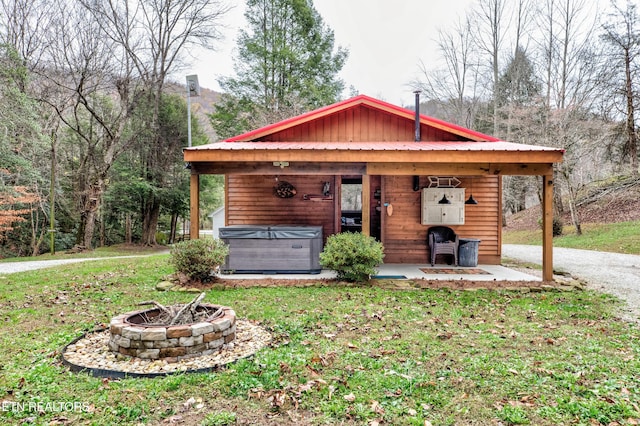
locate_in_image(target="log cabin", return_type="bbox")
[184,94,564,280]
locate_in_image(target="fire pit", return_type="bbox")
[108,297,236,362]
[108,305,236,361]
[62,292,271,378]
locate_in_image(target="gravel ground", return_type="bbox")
[503,244,640,323]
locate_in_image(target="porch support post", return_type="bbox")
[542,174,554,281]
[362,174,371,236]
[190,173,200,239]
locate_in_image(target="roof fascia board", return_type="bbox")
[184,148,563,164]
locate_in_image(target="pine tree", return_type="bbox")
[210,0,348,138]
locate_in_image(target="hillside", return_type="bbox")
[504,176,640,231]
[166,82,221,142]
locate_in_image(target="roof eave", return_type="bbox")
[184,148,564,164]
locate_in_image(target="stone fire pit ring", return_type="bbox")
[108,304,236,361]
[61,319,272,379]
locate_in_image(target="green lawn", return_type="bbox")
[503,220,640,255]
[0,244,169,263]
[1,255,639,425]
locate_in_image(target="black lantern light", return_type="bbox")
[465,178,479,205]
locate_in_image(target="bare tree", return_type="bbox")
[530,0,603,234]
[0,0,64,255]
[601,0,640,177]
[83,0,231,245]
[472,0,511,135]
[415,16,484,127]
[0,0,55,81]
[36,1,139,249]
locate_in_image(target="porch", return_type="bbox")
[218,262,540,282]
[185,95,564,281]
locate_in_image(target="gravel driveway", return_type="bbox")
[0,256,147,275]
[503,244,640,323]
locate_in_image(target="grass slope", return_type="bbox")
[504,176,640,255]
[503,220,640,254]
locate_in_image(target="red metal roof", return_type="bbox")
[224,94,501,143]
[189,141,563,153]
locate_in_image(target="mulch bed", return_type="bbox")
[180,277,563,291]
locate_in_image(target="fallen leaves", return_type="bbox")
[310,351,337,367]
[493,393,538,411]
[267,389,288,409]
[370,400,385,415]
[182,397,204,410]
[249,379,333,412]
[436,331,454,340]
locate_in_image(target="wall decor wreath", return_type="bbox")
[274,181,297,198]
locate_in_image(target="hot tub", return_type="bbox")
[219,225,323,274]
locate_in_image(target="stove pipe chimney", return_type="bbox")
[414,90,421,142]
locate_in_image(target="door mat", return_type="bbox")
[420,268,491,275]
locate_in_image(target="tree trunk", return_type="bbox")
[99,206,105,247]
[553,168,564,216]
[30,207,47,257]
[49,134,56,255]
[125,213,132,244]
[624,47,639,177]
[561,170,582,235]
[83,208,97,248]
[76,214,86,247]
[141,199,160,245]
[169,213,178,244]
[568,198,582,236]
[81,182,104,249]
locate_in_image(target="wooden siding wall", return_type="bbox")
[382,175,501,264]
[226,173,501,265]
[226,175,337,241]
[258,106,467,142]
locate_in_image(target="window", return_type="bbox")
[341,183,362,211]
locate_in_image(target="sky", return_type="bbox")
[184,0,476,107]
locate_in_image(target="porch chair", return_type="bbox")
[427,226,459,266]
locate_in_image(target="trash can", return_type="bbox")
[458,238,481,267]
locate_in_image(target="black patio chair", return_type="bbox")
[427,226,459,266]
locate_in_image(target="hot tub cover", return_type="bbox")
[219,225,322,240]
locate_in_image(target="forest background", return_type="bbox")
[0,0,638,258]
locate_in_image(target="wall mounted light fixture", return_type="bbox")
[438,194,451,204]
[273,161,289,168]
[465,178,479,205]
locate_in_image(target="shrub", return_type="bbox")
[553,217,564,236]
[319,232,385,282]
[155,231,168,245]
[170,238,229,281]
[537,216,564,237]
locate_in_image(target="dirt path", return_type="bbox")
[503,244,640,323]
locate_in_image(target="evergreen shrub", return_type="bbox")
[319,232,384,282]
[170,238,228,281]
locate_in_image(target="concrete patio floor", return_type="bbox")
[219,263,540,281]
